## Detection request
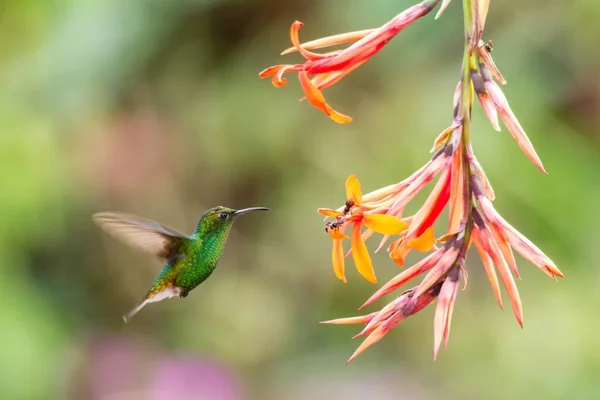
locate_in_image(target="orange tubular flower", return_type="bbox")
[320,175,409,283]
[259,0,441,122]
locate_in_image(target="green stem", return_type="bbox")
[459,0,474,251]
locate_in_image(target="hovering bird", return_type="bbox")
[93,206,269,322]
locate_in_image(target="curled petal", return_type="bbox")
[345,174,363,206]
[363,213,409,235]
[289,21,330,61]
[272,65,294,87]
[298,71,353,123]
[259,64,299,87]
[258,65,284,79]
[281,29,377,55]
[351,223,377,283]
[332,239,347,283]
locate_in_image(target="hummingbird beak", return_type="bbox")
[234,207,270,216]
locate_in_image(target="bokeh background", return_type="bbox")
[1,0,599,399]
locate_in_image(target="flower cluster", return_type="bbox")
[260,0,563,362]
[259,0,442,123]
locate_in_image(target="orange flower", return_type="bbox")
[259,0,441,122]
[321,175,408,283]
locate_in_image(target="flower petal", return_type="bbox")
[486,81,547,174]
[477,42,506,84]
[477,92,500,131]
[470,151,495,200]
[447,148,464,233]
[281,28,377,55]
[480,226,523,327]
[408,226,435,252]
[435,0,452,20]
[433,267,460,360]
[318,208,343,218]
[298,70,353,123]
[490,225,520,279]
[346,320,391,364]
[351,222,377,283]
[430,125,454,153]
[388,239,410,267]
[360,250,443,309]
[413,245,460,299]
[356,294,412,337]
[309,59,368,92]
[479,196,563,278]
[363,213,409,235]
[289,21,330,60]
[328,228,348,240]
[320,312,378,325]
[345,174,363,206]
[332,239,347,283]
[473,230,503,310]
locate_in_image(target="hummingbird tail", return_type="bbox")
[123,300,149,323]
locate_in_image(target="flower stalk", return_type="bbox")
[260,0,563,362]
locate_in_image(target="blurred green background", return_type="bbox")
[1,0,599,399]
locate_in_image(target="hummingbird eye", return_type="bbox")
[218,212,229,220]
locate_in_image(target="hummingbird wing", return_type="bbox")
[92,212,190,263]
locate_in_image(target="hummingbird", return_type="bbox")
[93,206,269,323]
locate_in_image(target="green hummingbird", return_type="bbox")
[93,206,269,323]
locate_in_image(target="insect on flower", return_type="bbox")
[319,175,409,283]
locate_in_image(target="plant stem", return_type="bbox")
[459,0,474,252]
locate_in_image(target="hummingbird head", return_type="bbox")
[195,206,269,237]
